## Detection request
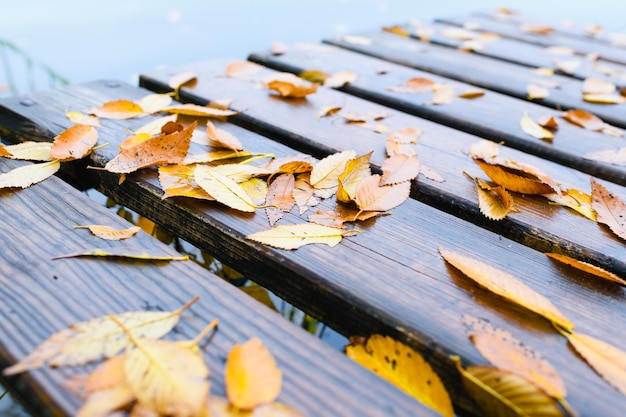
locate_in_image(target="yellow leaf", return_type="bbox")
[266,73,319,98]
[206,120,243,151]
[207,396,304,417]
[158,164,214,200]
[66,111,102,128]
[459,89,485,99]
[532,67,555,76]
[85,354,127,394]
[194,164,260,212]
[546,253,626,285]
[355,175,411,212]
[472,176,518,220]
[225,337,283,410]
[544,188,596,220]
[0,160,60,189]
[323,70,357,88]
[51,124,98,161]
[337,151,372,202]
[118,133,153,152]
[246,223,358,250]
[473,159,557,195]
[138,93,174,114]
[135,115,178,136]
[51,247,189,261]
[310,149,356,189]
[0,144,11,157]
[292,173,318,214]
[521,112,554,141]
[2,141,53,161]
[439,247,574,332]
[382,25,410,37]
[211,163,271,183]
[74,225,141,241]
[183,151,255,165]
[566,332,626,395]
[76,385,135,417]
[582,93,626,104]
[298,69,330,84]
[2,297,199,375]
[239,177,268,206]
[454,357,566,417]
[464,316,567,399]
[527,84,549,100]
[346,335,454,417]
[381,154,420,185]
[86,99,146,120]
[168,71,198,90]
[162,103,238,118]
[591,178,626,241]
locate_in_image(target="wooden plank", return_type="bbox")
[249,44,625,183]
[2,81,626,416]
[323,31,626,129]
[436,13,626,67]
[0,156,433,416]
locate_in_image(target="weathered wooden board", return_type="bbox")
[2,80,623,415]
[249,44,626,183]
[436,13,626,66]
[324,31,626,128]
[0,154,434,416]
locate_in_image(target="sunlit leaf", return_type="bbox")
[317,105,342,119]
[545,188,596,220]
[537,115,559,129]
[226,61,263,79]
[583,78,616,94]
[2,141,53,161]
[546,253,626,285]
[298,69,330,84]
[2,297,198,375]
[76,385,135,417]
[168,71,197,90]
[0,160,60,189]
[0,144,11,157]
[73,225,141,241]
[86,99,146,120]
[473,159,557,195]
[265,174,295,226]
[346,335,454,417]
[590,178,626,241]
[582,93,626,104]
[183,151,255,165]
[162,103,238,118]
[51,247,189,261]
[292,173,319,214]
[240,177,268,206]
[310,149,356,189]
[521,112,554,141]
[337,152,372,202]
[138,93,174,114]
[135,115,178,136]
[246,223,358,250]
[194,164,259,212]
[471,176,518,220]
[459,89,485,99]
[158,164,214,200]
[562,109,604,130]
[207,396,304,417]
[51,124,98,161]
[212,163,271,183]
[85,354,127,394]
[206,120,243,151]
[118,133,153,152]
[439,247,574,332]
[66,111,102,128]
[355,174,411,212]
[553,59,580,74]
[385,127,421,157]
[265,73,318,98]
[381,154,420,185]
[383,25,410,37]
[225,337,282,410]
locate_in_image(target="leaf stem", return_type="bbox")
[190,319,219,346]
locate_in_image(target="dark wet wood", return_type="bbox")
[2,81,626,416]
[437,13,626,67]
[249,45,625,183]
[323,31,626,129]
[0,156,438,416]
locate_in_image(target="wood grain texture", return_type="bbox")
[323,31,626,129]
[2,81,626,416]
[0,156,436,416]
[435,14,626,67]
[249,45,625,184]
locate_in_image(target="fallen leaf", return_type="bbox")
[464,316,567,399]
[161,104,238,118]
[51,247,189,261]
[439,247,574,332]
[583,78,617,94]
[212,164,271,183]
[601,124,625,137]
[225,338,282,410]
[566,332,626,395]
[454,357,565,417]
[473,159,556,195]
[521,112,554,141]
[86,99,146,120]
[387,77,435,93]
[383,25,410,37]
[168,71,197,90]
[584,147,626,166]
[545,188,596,220]
[546,253,626,285]
[265,73,318,98]
[246,223,358,249]
[66,111,102,128]
[381,154,420,185]
[76,385,135,417]
[137,93,174,114]
[317,105,342,119]
[346,335,454,417]
[420,165,445,182]
[118,133,153,152]
[342,110,390,123]
[459,89,485,99]
[0,144,11,157]
[183,151,256,165]
[73,225,141,241]
[194,164,260,212]
[51,124,98,161]
[537,115,559,129]
[135,115,178,136]
[527,84,549,100]
[310,150,356,189]
[324,71,357,88]
[0,160,60,189]
[553,59,581,74]
[337,152,372,202]
[1,141,53,161]
[440,27,478,40]
[385,127,422,159]
[158,164,214,200]
[2,297,198,375]
[265,174,295,226]
[207,396,304,417]
[292,173,318,214]
[206,120,243,151]
[520,23,555,35]
[240,178,268,206]
[471,176,517,220]
[226,61,263,79]
[85,354,127,394]
[104,121,196,174]
[590,178,626,241]
[582,93,626,104]
[355,174,411,213]
[298,70,330,84]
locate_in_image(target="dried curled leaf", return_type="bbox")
[454,357,565,417]
[265,73,318,98]
[74,225,141,241]
[472,176,517,220]
[387,77,435,93]
[246,223,358,250]
[3,297,198,375]
[0,160,60,189]
[546,253,626,285]
[310,150,356,189]
[1,141,52,161]
[225,338,282,410]
[51,247,189,261]
[51,124,98,161]
[473,159,556,195]
[439,247,574,332]
[590,178,626,241]
[521,112,554,141]
[346,335,454,417]
[206,120,243,151]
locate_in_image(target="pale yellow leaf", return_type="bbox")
[546,253,626,285]
[211,163,271,183]
[239,177,268,206]
[158,164,214,200]
[0,160,60,189]
[582,93,626,104]
[553,59,581,74]
[138,93,174,114]
[323,71,357,88]
[346,335,454,417]
[182,151,255,165]
[337,151,372,202]
[310,149,356,189]
[162,104,238,118]
[51,247,189,261]
[135,115,179,135]
[3,297,198,375]
[469,140,499,160]
[246,223,358,250]
[582,78,617,94]
[168,71,198,90]
[76,385,135,417]
[66,111,102,128]
[2,141,53,161]
[194,164,258,212]
[74,225,141,241]
[521,112,554,141]
[590,178,626,241]
[439,247,574,332]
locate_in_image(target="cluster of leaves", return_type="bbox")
[386,75,485,104]
[521,107,623,142]
[3,298,298,417]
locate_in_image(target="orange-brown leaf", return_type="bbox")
[86,99,146,120]
[537,115,559,129]
[206,120,243,151]
[118,133,153,152]
[85,354,127,394]
[473,158,556,195]
[226,61,263,79]
[355,174,411,212]
[104,121,196,174]
[546,253,626,285]
[65,111,102,128]
[74,225,141,241]
[0,144,11,157]
[50,124,98,161]
[265,174,295,226]
[385,127,421,157]
[225,337,282,410]
[562,109,605,131]
[590,178,626,241]
[381,154,420,185]
[266,73,318,98]
[472,176,518,220]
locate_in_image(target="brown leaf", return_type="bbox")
[265,73,318,98]
[521,112,554,141]
[225,338,283,410]
[104,121,196,174]
[537,115,559,129]
[206,120,243,151]
[337,152,372,202]
[473,158,557,195]
[464,316,567,399]
[583,78,617,94]
[355,174,411,212]
[86,99,146,120]
[381,154,420,185]
[265,174,295,226]
[562,109,604,131]
[74,225,141,241]
[51,247,189,261]
[471,176,518,220]
[387,77,435,93]
[439,247,574,332]
[590,178,626,241]
[458,89,485,99]
[546,253,626,285]
[51,124,98,161]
